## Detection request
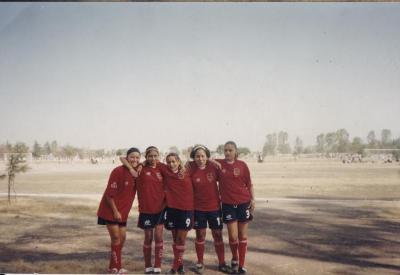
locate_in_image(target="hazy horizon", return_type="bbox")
[1,3,399,152]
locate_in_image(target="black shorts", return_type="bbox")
[138,209,166,230]
[97,216,127,227]
[194,209,223,230]
[222,202,253,224]
[165,207,194,231]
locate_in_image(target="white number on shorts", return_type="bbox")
[216,217,221,226]
[164,211,167,220]
[246,210,250,219]
[185,218,191,227]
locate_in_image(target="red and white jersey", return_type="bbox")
[97,165,136,222]
[216,159,252,204]
[190,162,220,211]
[136,164,165,214]
[159,163,194,211]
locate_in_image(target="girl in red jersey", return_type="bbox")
[189,145,230,274]
[161,152,194,275]
[135,146,166,274]
[97,147,140,274]
[216,141,255,274]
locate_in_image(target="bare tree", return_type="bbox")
[1,153,30,203]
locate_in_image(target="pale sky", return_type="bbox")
[0,3,399,152]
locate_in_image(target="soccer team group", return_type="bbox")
[97,141,255,274]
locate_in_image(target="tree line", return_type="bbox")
[262,129,400,157]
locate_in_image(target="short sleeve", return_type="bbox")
[105,168,120,198]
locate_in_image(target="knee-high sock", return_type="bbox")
[238,238,248,268]
[110,244,121,270]
[154,241,164,268]
[214,240,225,265]
[173,244,185,271]
[195,240,205,264]
[229,239,239,261]
[143,244,152,268]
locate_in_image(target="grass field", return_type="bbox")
[0,158,399,274]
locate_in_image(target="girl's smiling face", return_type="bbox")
[167,155,180,172]
[127,152,141,168]
[194,149,208,168]
[146,150,159,167]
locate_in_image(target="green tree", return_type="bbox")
[263,133,277,156]
[381,129,392,146]
[277,131,291,154]
[32,141,42,159]
[336,128,350,153]
[43,141,51,155]
[50,140,58,156]
[0,153,30,203]
[316,134,325,153]
[294,137,303,155]
[325,132,337,153]
[367,130,378,147]
[351,137,364,154]
[237,147,251,156]
[13,142,29,153]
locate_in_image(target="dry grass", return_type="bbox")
[0,158,399,274]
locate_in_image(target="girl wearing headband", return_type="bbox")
[189,145,230,274]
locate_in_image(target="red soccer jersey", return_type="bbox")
[136,164,166,214]
[97,165,136,222]
[190,162,220,211]
[159,163,194,211]
[216,159,252,204]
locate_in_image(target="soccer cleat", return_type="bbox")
[218,263,231,274]
[145,267,154,274]
[193,263,204,274]
[231,260,239,274]
[238,267,247,274]
[118,268,128,274]
[165,269,177,274]
[108,268,119,274]
[177,265,185,274]
[153,267,162,274]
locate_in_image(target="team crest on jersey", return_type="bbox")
[146,171,151,176]
[156,172,162,181]
[207,173,214,182]
[125,181,129,186]
[111,182,117,189]
[222,169,227,173]
[233,168,241,176]
[196,178,201,183]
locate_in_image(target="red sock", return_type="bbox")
[155,241,163,268]
[173,244,185,271]
[172,243,177,271]
[143,244,152,268]
[195,240,205,264]
[229,239,239,261]
[110,244,121,270]
[214,241,225,265]
[238,238,248,268]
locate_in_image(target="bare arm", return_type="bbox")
[249,184,255,214]
[209,159,222,170]
[106,196,122,221]
[119,156,138,177]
